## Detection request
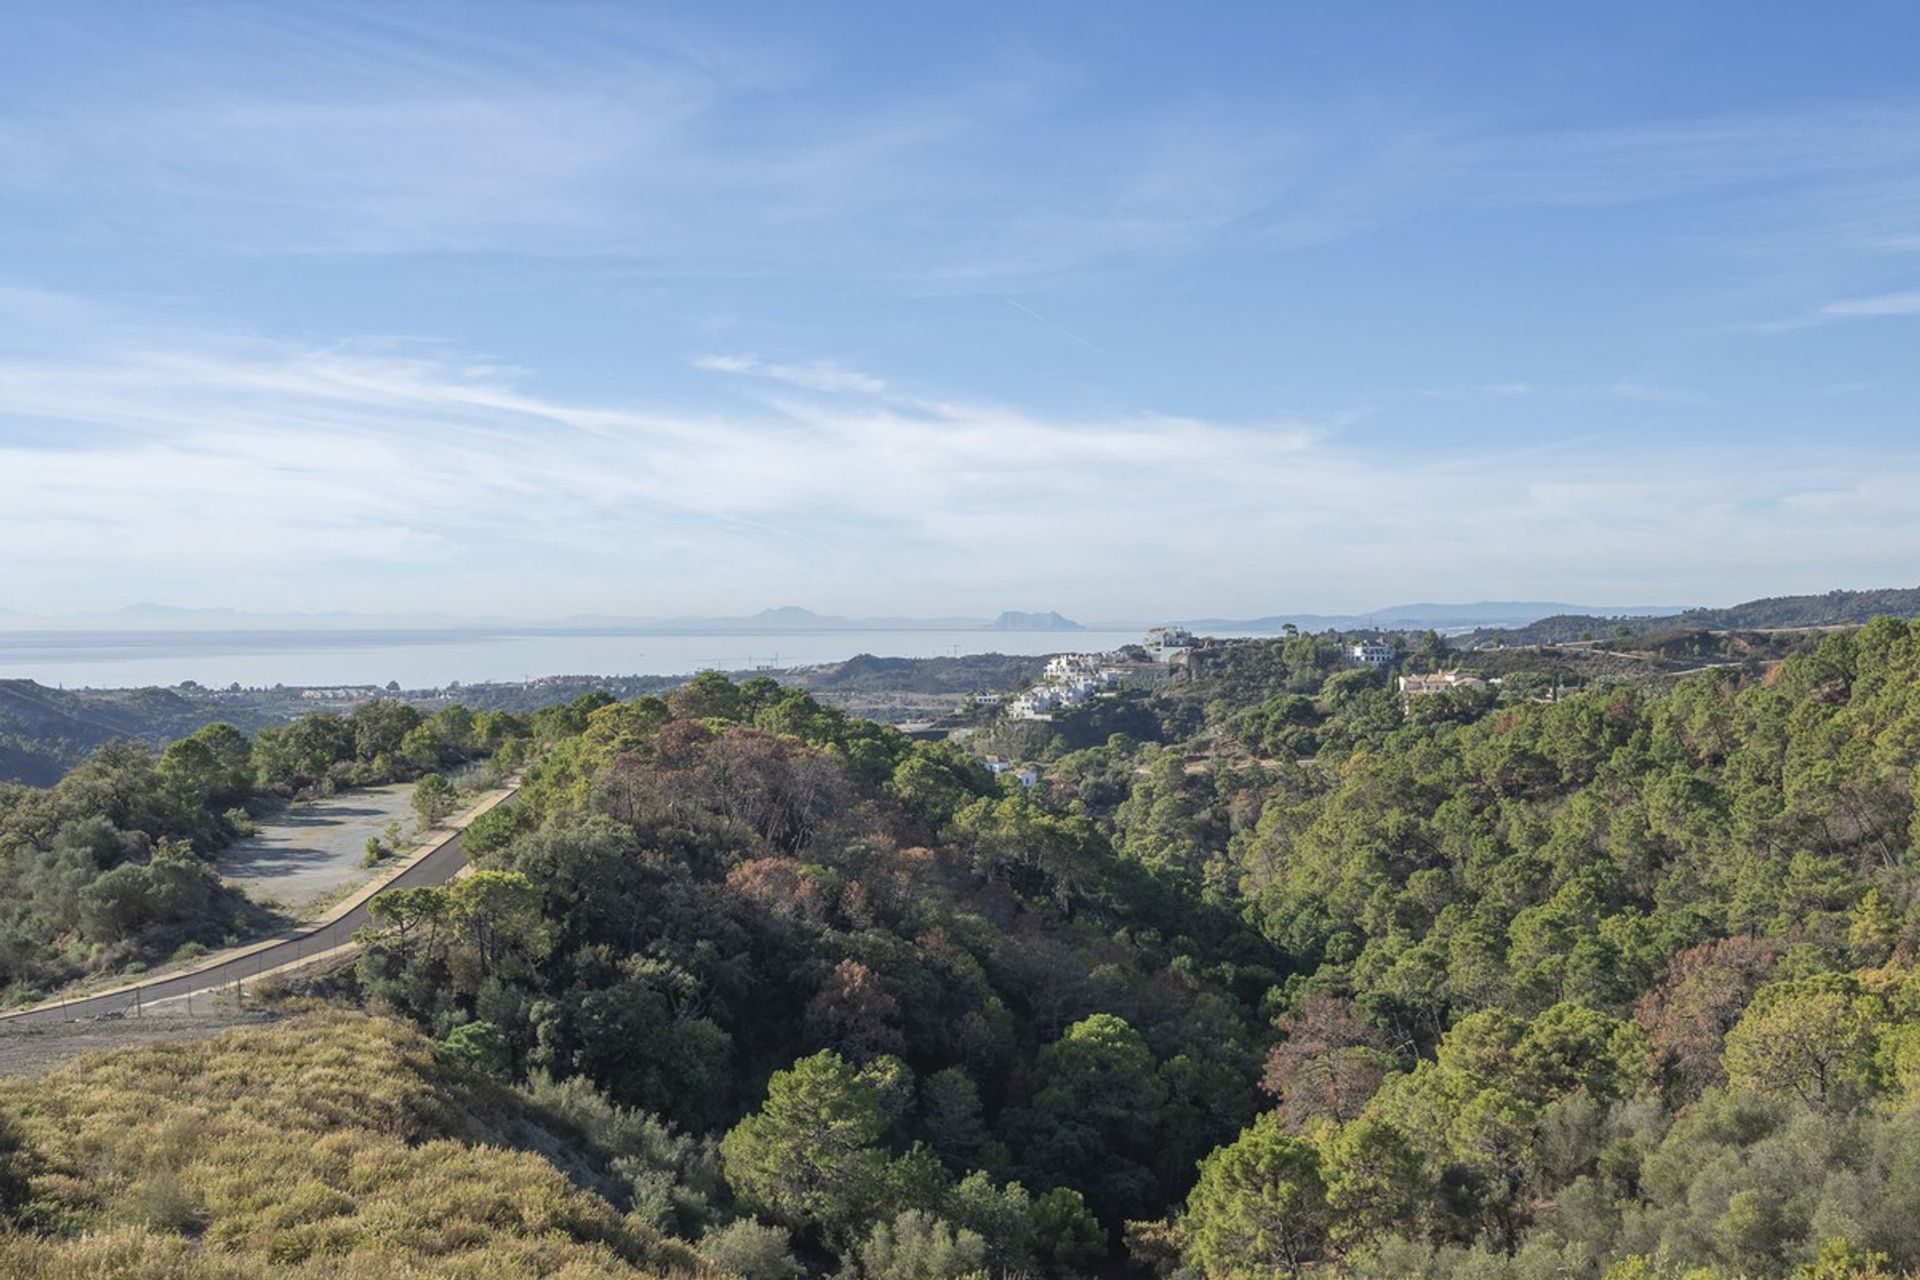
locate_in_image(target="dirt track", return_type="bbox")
[0,1012,279,1076]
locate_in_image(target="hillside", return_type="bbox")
[0,680,291,786]
[0,1011,701,1278]
[24,624,1920,1275]
[1466,584,1920,647]
[780,651,1046,695]
[986,610,1085,631]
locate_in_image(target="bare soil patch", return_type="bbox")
[218,782,419,916]
[0,1011,279,1077]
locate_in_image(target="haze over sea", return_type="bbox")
[0,628,1151,691]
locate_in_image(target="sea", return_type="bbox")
[0,627,1157,691]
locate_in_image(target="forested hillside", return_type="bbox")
[350,621,1920,1277]
[0,679,290,787]
[11,623,1920,1277]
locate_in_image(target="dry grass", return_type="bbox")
[0,1011,710,1278]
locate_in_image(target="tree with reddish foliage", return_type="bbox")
[724,856,831,925]
[1634,936,1779,1101]
[805,959,906,1061]
[697,727,857,855]
[652,718,717,772]
[1261,993,1395,1131]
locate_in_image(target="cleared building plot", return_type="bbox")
[217,783,419,916]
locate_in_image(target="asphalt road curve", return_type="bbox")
[0,824,479,1029]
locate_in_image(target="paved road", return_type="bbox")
[0,823,482,1028]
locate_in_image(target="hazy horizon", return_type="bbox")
[0,596,1704,629]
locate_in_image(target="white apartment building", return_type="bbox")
[1350,640,1394,667]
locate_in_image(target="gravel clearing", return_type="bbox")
[217,782,419,916]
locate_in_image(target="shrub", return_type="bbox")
[437,1020,511,1078]
[853,1209,988,1280]
[699,1218,804,1280]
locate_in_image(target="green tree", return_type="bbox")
[1029,1185,1105,1269]
[1184,1112,1328,1277]
[852,1209,988,1280]
[941,1172,1033,1273]
[947,793,1107,908]
[1796,1237,1897,1280]
[446,869,548,980]
[157,722,253,809]
[720,1051,891,1244]
[1033,1013,1165,1122]
[1446,1089,1539,1252]
[412,771,457,829]
[1322,1115,1429,1248]
[438,1020,511,1077]
[1724,978,1883,1112]
[1015,1013,1169,1221]
[669,671,743,721]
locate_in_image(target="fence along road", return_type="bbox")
[0,782,516,1029]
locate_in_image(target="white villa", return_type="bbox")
[1145,625,1195,663]
[1398,670,1486,698]
[1044,653,1107,682]
[1350,639,1394,667]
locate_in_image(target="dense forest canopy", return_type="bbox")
[9,621,1920,1278]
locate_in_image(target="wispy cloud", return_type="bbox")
[1607,381,1703,404]
[1417,381,1700,404]
[0,12,1259,283]
[0,290,1914,617]
[1418,109,1920,207]
[1420,382,1532,399]
[14,9,1918,292]
[1741,287,1920,332]
[694,354,888,394]
[1820,290,1920,318]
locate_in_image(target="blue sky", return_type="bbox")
[3,2,1920,620]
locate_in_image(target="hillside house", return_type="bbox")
[1398,670,1486,698]
[1044,653,1106,682]
[1350,640,1394,667]
[1145,625,1195,663]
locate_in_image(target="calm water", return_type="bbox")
[0,628,1152,690]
